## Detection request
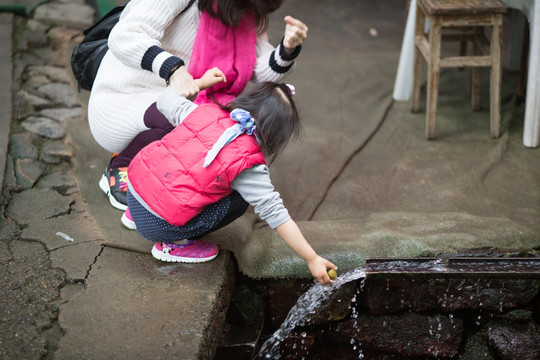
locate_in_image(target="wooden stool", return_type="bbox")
[411,0,506,139]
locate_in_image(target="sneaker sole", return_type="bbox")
[99,174,128,211]
[121,212,136,230]
[151,245,218,263]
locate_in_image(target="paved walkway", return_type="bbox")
[1,0,539,359]
[1,2,233,359]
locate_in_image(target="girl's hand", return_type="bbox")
[307,255,337,285]
[196,67,227,90]
[169,66,199,100]
[283,16,308,55]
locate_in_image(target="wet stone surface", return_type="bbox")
[329,313,464,358]
[254,269,540,359]
[486,320,540,360]
[364,277,540,315]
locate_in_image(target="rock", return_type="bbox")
[461,330,497,360]
[365,277,438,315]
[329,313,464,358]
[366,277,540,315]
[4,155,18,193]
[275,330,317,359]
[40,107,83,122]
[27,65,70,83]
[7,188,72,226]
[42,140,74,164]
[16,89,50,109]
[21,116,65,139]
[38,167,78,194]
[17,23,49,50]
[0,215,21,244]
[487,320,540,360]
[0,238,63,360]
[14,158,46,189]
[22,75,50,92]
[47,26,81,51]
[309,281,355,324]
[29,46,66,67]
[266,279,313,329]
[33,2,95,30]
[9,133,38,160]
[231,286,265,327]
[37,83,79,108]
[429,278,540,312]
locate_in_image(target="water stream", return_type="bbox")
[251,258,540,358]
[255,267,367,359]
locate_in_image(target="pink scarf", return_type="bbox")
[188,6,257,105]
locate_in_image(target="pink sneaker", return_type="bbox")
[151,241,218,263]
[121,207,136,230]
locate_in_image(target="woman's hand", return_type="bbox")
[195,67,227,90]
[307,255,337,285]
[169,66,199,100]
[283,16,308,55]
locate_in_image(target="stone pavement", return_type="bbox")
[0,1,233,359]
[1,0,540,359]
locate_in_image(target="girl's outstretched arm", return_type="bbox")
[275,219,337,285]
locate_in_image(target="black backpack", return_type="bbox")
[71,0,195,91]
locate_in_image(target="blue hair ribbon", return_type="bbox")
[203,108,258,167]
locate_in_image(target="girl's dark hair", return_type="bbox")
[198,0,283,33]
[224,82,301,163]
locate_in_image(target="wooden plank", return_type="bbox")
[421,0,506,16]
[411,6,427,113]
[440,15,498,27]
[490,15,503,138]
[472,28,483,111]
[426,19,442,139]
[415,35,430,62]
[440,55,492,67]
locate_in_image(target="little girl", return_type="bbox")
[126,81,337,285]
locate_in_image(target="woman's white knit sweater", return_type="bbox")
[88,0,299,153]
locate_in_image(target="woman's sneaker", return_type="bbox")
[99,158,128,211]
[151,241,218,263]
[121,207,136,230]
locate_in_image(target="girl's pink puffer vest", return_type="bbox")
[128,103,266,226]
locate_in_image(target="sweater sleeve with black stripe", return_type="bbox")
[108,0,192,82]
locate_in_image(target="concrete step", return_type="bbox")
[55,247,235,359]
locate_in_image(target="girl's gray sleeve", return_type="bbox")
[156,87,198,126]
[231,165,290,229]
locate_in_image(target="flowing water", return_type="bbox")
[252,258,540,358]
[255,267,367,359]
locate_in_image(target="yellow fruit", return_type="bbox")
[327,269,337,280]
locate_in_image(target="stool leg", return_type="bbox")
[412,5,426,112]
[471,27,483,111]
[426,18,442,140]
[490,15,503,138]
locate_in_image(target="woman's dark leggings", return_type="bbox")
[111,103,173,168]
